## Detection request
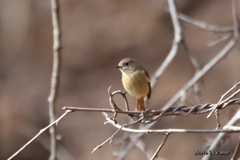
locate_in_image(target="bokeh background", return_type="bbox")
[0,0,240,160]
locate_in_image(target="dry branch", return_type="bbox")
[48,0,62,160]
[7,111,72,160]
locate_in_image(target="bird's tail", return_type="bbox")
[137,98,144,111]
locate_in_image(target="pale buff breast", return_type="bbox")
[121,70,149,98]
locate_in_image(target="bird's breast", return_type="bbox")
[121,71,149,98]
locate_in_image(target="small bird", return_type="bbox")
[116,58,151,111]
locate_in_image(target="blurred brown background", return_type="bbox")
[0,0,239,160]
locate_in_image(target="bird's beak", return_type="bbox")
[116,65,122,69]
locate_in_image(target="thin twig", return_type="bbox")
[7,110,72,160]
[177,12,233,33]
[151,133,170,160]
[91,124,122,153]
[48,0,62,160]
[208,33,232,46]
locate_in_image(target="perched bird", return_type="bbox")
[116,58,151,111]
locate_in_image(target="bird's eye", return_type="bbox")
[125,62,129,66]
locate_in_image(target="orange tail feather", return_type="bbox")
[137,98,144,111]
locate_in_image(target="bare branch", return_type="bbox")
[7,110,72,160]
[48,0,62,160]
